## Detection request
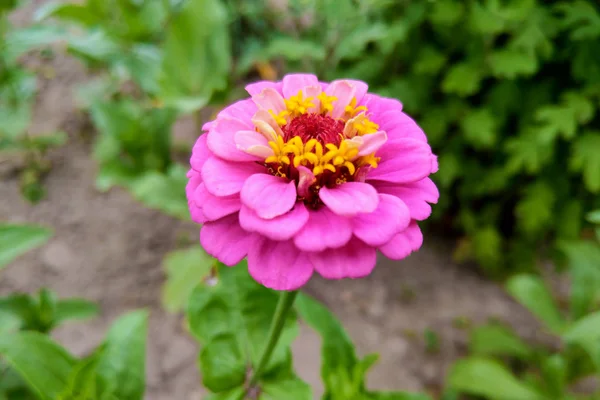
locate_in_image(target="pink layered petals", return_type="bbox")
[245,81,282,96]
[190,134,210,172]
[319,182,379,216]
[239,204,309,241]
[368,138,436,184]
[374,178,439,221]
[207,118,260,162]
[200,214,257,266]
[297,166,316,198]
[360,94,403,115]
[348,130,388,157]
[248,238,314,290]
[252,88,286,113]
[294,207,353,252]
[378,111,427,143]
[310,238,377,279]
[345,79,369,104]
[325,80,356,118]
[352,194,410,246]
[303,85,322,113]
[241,174,297,219]
[252,109,283,141]
[202,157,264,196]
[194,183,241,221]
[282,74,319,98]
[234,130,273,159]
[217,99,257,121]
[186,169,206,224]
[379,222,424,260]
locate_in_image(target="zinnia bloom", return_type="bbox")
[187,74,438,290]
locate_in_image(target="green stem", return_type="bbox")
[249,290,299,385]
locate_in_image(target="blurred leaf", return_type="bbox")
[469,324,532,359]
[58,356,101,400]
[5,25,70,62]
[34,2,102,25]
[515,182,555,237]
[506,274,565,334]
[429,0,464,26]
[367,393,433,400]
[261,376,312,400]
[556,1,600,40]
[0,332,76,400]
[448,358,545,400]
[96,310,148,400]
[559,240,600,319]
[535,93,594,141]
[160,0,231,113]
[442,62,483,97]
[161,246,214,313]
[570,132,600,193]
[460,109,497,149]
[468,1,505,34]
[587,210,600,224]
[54,299,99,325]
[129,164,188,220]
[0,224,52,269]
[113,44,162,94]
[0,70,36,139]
[472,226,503,271]
[540,355,567,399]
[0,0,18,12]
[199,334,246,392]
[505,129,554,174]
[334,24,390,62]
[204,387,246,400]
[0,310,21,334]
[564,310,600,344]
[26,131,68,151]
[489,49,538,79]
[263,37,326,62]
[413,47,447,75]
[436,152,461,188]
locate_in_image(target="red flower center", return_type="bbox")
[282,113,344,146]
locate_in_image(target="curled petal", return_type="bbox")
[378,111,427,143]
[294,207,352,252]
[190,134,210,172]
[319,182,379,216]
[303,85,322,113]
[252,88,286,113]
[379,222,424,260]
[202,157,264,196]
[241,174,297,219]
[235,130,273,159]
[200,214,257,266]
[297,166,316,198]
[346,130,388,157]
[282,74,319,98]
[248,237,314,290]
[367,138,435,184]
[346,79,369,104]
[194,183,241,221]
[374,178,439,221]
[216,99,257,122]
[325,80,356,118]
[245,81,283,96]
[239,203,309,241]
[207,118,259,162]
[252,109,283,141]
[310,237,377,279]
[352,194,410,246]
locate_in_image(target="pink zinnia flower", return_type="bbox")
[186,74,438,290]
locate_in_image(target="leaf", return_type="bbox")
[489,49,538,79]
[506,274,565,334]
[262,37,326,62]
[58,356,101,400]
[261,376,312,400]
[34,2,102,26]
[0,224,52,269]
[448,358,545,400]
[334,24,390,62]
[129,164,189,220]
[535,93,594,140]
[199,334,246,392]
[563,311,600,344]
[54,298,99,325]
[204,387,246,400]
[160,0,231,113]
[0,332,76,400]
[540,355,567,399]
[515,182,555,237]
[0,310,21,334]
[441,62,483,97]
[429,0,464,26]
[96,310,148,400]
[587,210,600,224]
[367,393,433,400]
[556,1,600,40]
[570,132,600,193]
[472,226,503,271]
[161,246,214,313]
[5,25,71,62]
[469,324,532,359]
[0,69,36,139]
[187,262,299,385]
[460,109,498,149]
[505,129,554,174]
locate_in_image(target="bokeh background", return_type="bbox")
[1,0,600,399]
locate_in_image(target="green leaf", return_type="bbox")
[34,2,102,26]
[506,274,565,334]
[535,93,594,141]
[54,298,99,325]
[472,226,503,270]
[160,0,231,112]
[489,49,538,79]
[261,376,312,400]
[0,70,36,140]
[262,37,326,62]
[334,24,390,62]
[460,109,498,149]
[448,358,545,400]
[367,393,433,400]
[5,25,70,62]
[515,182,556,237]
[0,332,76,400]
[587,209,600,224]
[0,224,52,269]
[0,310,21,334]
[556,1,600,40]
[204,387,246,400]
[429,0,464,26]
[564,311,600,344]
[469,324,532,359]
[505,129,554,174]
[129,164,188,220]
[58,356,101,400]
[161,246,214,313]
[540,355,567,399]
[96,310,148,400]
[570,132,600,193]
[441,62,483,97]
[199,334,246,392]
[187,262,299,385]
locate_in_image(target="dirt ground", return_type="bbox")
[1,2,543,399]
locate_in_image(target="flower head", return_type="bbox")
[187,74,439,290]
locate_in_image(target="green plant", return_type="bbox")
[447,210,600,399]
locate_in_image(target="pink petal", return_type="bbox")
[367,138,435,184]
[303,85,322,113]
[346,79,369,103]
[239,203,309,241]
[352,194,410,246]
[374,178,439,221]
[347,130,388,157]
[202,156,264,196]
[234,130,273,159]
[252,88,286,113]
[241,174,297,219]
[189,201,207,224]
[245,81,283,96]
[297,166,316,198]
[202,121,214,132]
[379,221,423,260]
[325,80,356,118]
[247,237,314,290]
[378,111,427,143]
[190,134,210,172]
[252,109,282,141]
[360,93,403,114]
[194,183,241,221]
[207,118,260,162]
[310,237,377,279]
[187,169,207,224]
[294,207,352,252]
[200,214,257,266]
[319,182,379,217]
[217,99,257,121]
[282,74,319,98]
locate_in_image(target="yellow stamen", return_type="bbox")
[345,97,368,117]
[284,90,315,117]
[317,92,337,114]
[269,109,289,126]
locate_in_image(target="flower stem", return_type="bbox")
[249,290,299,385]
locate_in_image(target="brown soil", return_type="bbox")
[1,2,542,399]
